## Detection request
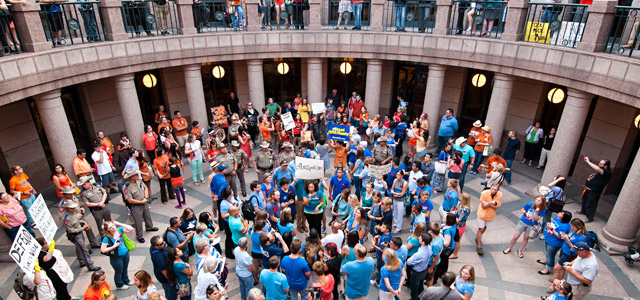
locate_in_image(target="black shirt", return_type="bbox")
[543,135,555,150]
[585,168,611,192]
[325,254,342,284]
[228,96,240,115]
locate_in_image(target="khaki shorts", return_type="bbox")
[477,218,492,229]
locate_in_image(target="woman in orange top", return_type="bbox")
[259,116,273,143]
[137,150,155,200]
[471,126,492,175]
[10,165,35,200]
[206,139,220,163]
[52,163,76,199]
[84,270,112,300]
[142,125,159,164]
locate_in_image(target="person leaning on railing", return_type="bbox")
[0,0,27,53]
[77,0,100,41]
[39,0,67,45]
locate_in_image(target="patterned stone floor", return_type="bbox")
[1,154,639,300]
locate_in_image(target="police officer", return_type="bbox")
[373,136,393,165]
[279,142,296,165]
[228,114,241,142]
[122,169,158,243]
[61,197,101,271]
[252,141,277,179]
[216,143,238,196]
[230,140,248,197]
[60,186,100,248]
[78,175,112,238]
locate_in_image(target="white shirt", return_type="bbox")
[408,170,424,192]
[567,255,599,285]
[91,150,112,175]
[187,140,203,161]
[321,230,345,251]
[131,285,157,300]
[23,271,56,300]
[193,267,222,300]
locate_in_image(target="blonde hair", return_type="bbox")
[382,197,393,207]
[348,195,360,208]
[534,195,547,211]
[460,192,471,209]
[412,222,427,239]
[460,265,476,284]
[494,164,505,173]
[383,249,401,271]
[102,221,117,239]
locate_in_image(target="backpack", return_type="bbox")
[242,195,258,221]
[14,271,37,300]
[586,231,600,252]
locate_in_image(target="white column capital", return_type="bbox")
[183,63,202,73]
[566,89,594,107]
[493,73,515,83]
[33,89,62,109]
[246,59,263,67]
[114,73,135,84]
[367,59,384,67]
[428,64,447,74]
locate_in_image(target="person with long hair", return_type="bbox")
[297,98,311,123]
[390,169,408,233]
[52,163,76,200]
[544,279,573,300]
[434,213,457,284]
[169,157,186,209]
[84,270,111,300]
[302,228,324,267]
[0,192,35,240]
[542,175,566,227]
[185,133,206,186]
[166,247,193,300]
[351,149,366,199]
[440,179,459,220]
[220,187,241,258]
[238,127,252,160]
[136,150,155,201]
[379,249,405,300]
[547,218,587,293]
[447,151,464,179]
[322,242,342,300]
[346,207,368,244]
[142,125,159,164]
[405,221,426,288]
[503,195,547,258]
[450,192,471,259]
[432,143,451,192]
[132,270,156,300]
[303,181,325,235]
[278,207,296,236]
[367,190,384,237]
[35,237,72,300]
[100,220,134,290]
[537,210,572,275]
[454,265,475,300]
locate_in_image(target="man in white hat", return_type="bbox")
[252,141,277,179]
[78,176,112,238]
[60,186,100,249]
[61,196,101,271]
[467,120,483,150]
[230,140,249,197]
[122,169,158,243]
[373,136,393,165]
[452,137,475,190]
[279,142,296,165]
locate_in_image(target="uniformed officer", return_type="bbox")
[252,141,277,179]
[373,136,393,165]
[230,140,248,197]
[122,169,158,243]
[77,175,112,238]
[228,114,241,142]
[279,142,296,165]
[60,186,100,248]
[61,198,101,271]
[216,143,238,196]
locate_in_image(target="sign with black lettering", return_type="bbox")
[9,226,40,274]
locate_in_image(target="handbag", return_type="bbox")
[177,283,191,297]
[483,145,493,156]
[547,191,564,213]
[529,221,543,239]
[435,161,447,174]
[122,233,137,252]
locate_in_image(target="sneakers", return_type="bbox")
[370,280,378,287]
[117,285,130,290]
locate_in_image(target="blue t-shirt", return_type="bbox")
[561,231,587,256]
[379,263,404,292]
[102,228,128,256]
[229,215,245,244]
[442,188,459,212]
[210,174,228,199]
[261,242,285,268]
[330,176,351,199]
[279,186,297,216]
[277,222,295,235]
[407,237,420,257]
[261,182,275,198]
[304,192,324,214]
[548,293,569,300]
[259,270,289,300]
[150,246,169,284]
[413,198,433,221]
[348,145,358,165]
[342,257,375,299]
[430,236,444,266]
[395,245,408,264]
[377,233,392,259]
[273,167,294,187]
[165,228,186,250]
[250,191,265,211]
[250,229,264,254]
[413,212,426,232]
[455,276,475,296]
[387,165,402,188]
[544,217,571,247]
[280,256,310,290]
[266,201,281,221]
[520,202,546,226]
[220,198,239,222]
[173,262,189,284]
[442,225,456,253]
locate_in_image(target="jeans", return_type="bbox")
[376,256,384,282]
[232,5,244,29]
[110,252,131,288]
[290,289,309,300]
[541,9,560,23]
[545,243,562,271]
[459,162,469,190]
[20,195,36,223]
[437,136,451,152]
[162,282,177,300]
[395,5,406,30]
[4,221,36,241]
[353,3,363,27]
[410,268,427,300]
[504,160,513,184]
[472,149,483,172]
[353,176,362,200]
[80,9,98,41]
[263,0,273,25]
[418,5,432,31]
[190,159,205,183]
[238,274,253,300]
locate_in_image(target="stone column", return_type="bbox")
[245,0,260,31]
[33,90,78,179]
[433,0,453,35]
[501,0,529,41]
[247,59,266,113]
[364,59,383,116]
[599,149,640,253]
[369,0,386,32]
[540,89,592,185]
[577,0,617,52]
[11,2,50,52]
[484,74,514,149]
[422,64,447,149]
[175,0,197,35]
[307,58,323,103]
[114,74,145,150]
[308,0,322,30]
[99,0,129,41]
[183,64,208,126]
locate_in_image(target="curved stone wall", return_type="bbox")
[1,31,639,107]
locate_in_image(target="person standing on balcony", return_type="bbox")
[124,0,154,38]
[293,0,304,29]
[77,0,99,41]
[262,0,273,29]
[154,0,170,35]
[40,0,65,45]
[335,0,352,30]
[394,0,407,32]
[418,0,434,33]
[352,0,363,30]
[229,0,243,30]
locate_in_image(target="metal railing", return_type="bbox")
[449,0,507,39]
[605,6,640,58]
[328,0,370,30]
[0,4,23,55]
[121,0,179,38]
[383,0,436,33]
[193,0,245,32]
[39,1,105,48]
[259,0,307,30]
[523,2,588,48]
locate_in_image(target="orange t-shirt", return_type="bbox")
[260,124,271,142]
[172,118,188,137]
[155,111,169,123]
[84,282,111,300]
[158,123,173,134]
[9,173,32,199]
[477,190,502,221]
[334,147,348,168]
[474,132,492,152]
[73,157,93,176]
[153,155,170,179]
[486,156,506,173]
[467,127,482,146]
[191,126,203,140]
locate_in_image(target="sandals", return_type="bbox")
[538,270,551,275]
[449,255,458,259]
[517,250,524,258]
[536,259,546,265]
[502,249,511,255]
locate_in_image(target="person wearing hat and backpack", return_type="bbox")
[62,197,101,271]
[122,169,158,243]
[78,175,112,239]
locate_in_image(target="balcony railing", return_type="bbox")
[449,0,507,39]
[193,0,246,32]
[328,0,370,30]
[0,4,22,56]
[383,0,436,33]
[39,1,105,47]
[121,0,180,38]
[605,6,640,58]
[522,2,588,48]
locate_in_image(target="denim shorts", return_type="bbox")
[258,5,264,13]
[557,250,574,266]
[100,171,115,186]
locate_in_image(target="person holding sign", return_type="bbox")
[61,199,101,271]
[21,259,56,300]
[36,237,73,300]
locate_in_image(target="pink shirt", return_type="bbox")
[0,198,28,227]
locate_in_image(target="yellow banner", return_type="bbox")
[525,21,551,44]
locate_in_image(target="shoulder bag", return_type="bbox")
[122,233,137,252]
[547,190,564,213]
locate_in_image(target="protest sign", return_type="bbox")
[281,112,295,131]
[311,103,326,114]
[327,124,350,142]
[28,194,58,241]
[9,226,40,274]
[294,157,324,179]
[369,163,393,177]
[210,106,228,127]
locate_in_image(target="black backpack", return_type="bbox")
[242,195,258,221]
[14,271,37,300]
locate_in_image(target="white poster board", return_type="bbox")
[281,112,295,131]
[369,163,393,177]
[294,157,324,179]
[311,102,326,115]
[28,194,58,241]
[550,21,585,47]
[9,226,41,274]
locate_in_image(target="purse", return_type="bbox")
[547,191,564,213]
[483,145,493,156]
[435,161,447,174]
[177,283,191,297]
[122,233,137,252]
[529,221,543,239]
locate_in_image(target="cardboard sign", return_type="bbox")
[210,106,228,127]
[9,226,40,274]
[327,124,350,142]
[525,21,550,44]
[281,112,295,131]
[28,195,58,241]
[294,157,324,179]
[369,163,393,177]
[311,102,326,115]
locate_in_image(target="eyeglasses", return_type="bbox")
[155,241,165,247]
[247,104,253,106]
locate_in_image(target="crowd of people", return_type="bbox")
[0,89,611,300]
